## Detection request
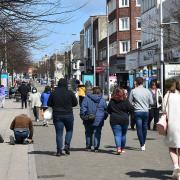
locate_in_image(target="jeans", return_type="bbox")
[53,114,74,152]
[134,112,149,146]
[84,124,102,149]
[21,97,27,109]
[14,130,29,144]
[33,106,38,120]
[148,108,160,130]
[111,124,128,149]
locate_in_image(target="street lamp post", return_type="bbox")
[160,0,178,95]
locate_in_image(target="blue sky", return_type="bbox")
[32,0,106,61]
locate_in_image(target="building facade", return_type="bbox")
[107,0,141,86]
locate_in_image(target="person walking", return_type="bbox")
[48,78,78,156]
[163,78,180,179]
[18,82,29,109]
[107,88,133,154]
[148,80,162,130]
[77,82,86,106]
[29,87,41,121]
[0,85,5,108]
[80,87,107,152]
[41,86,51,126]
[129,77,153,151]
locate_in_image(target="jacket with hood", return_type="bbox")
[0,86,5,96]
[41,91,51,107]
[107,99,133,125]
[48,79,78,116]
[80,93,107,126]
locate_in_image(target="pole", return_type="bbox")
[160,0,164,95]
[93,47,96,86]
[106,3,110,100]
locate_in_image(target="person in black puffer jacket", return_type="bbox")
[48,78,78,156]
[107,87,133,155]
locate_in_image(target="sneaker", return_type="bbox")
[94,148,99,153]
[121,149,126,153]
[64,146,70,155]
[36,119,39,122]
[85,146,91,152]
[141,145,146,151]
[172,169,180,180]
[116,148,121,155]
[9,135,15,145]
[55,151,64,157]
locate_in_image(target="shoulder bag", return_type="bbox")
[156,93,170,136]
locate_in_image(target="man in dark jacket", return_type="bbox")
[48,78,78,156]
[18,82,29,109]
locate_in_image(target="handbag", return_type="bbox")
[81,99,101,122]
[156,93,170,136]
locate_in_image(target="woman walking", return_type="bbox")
[163,78,180,179]
[41,86,51,126]
[107,88,133,154]
[48,78,78,156]
[80,87,107,152]
[148,80,162,130]
[29,87,41,121]
[0,85,5,108]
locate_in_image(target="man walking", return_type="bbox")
[18,81,30,109]
[129,77,153,151]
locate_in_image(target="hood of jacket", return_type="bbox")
[87,93,102,103]
[58,78,68,89]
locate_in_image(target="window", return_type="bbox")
[136,0,141,6]
[119,0,129,8]
[136,17,141,30]
[137,41,141,48]
[119,41,130,54]
[119,17,129,31]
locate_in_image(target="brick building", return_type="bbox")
[107,0,141,86]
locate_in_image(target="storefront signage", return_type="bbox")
[165,64,180,79]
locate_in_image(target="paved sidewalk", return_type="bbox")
[31,107,172,180]
[0,99,37,180]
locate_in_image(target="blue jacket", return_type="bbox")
[41,91,51,107]
[80,93,107,126]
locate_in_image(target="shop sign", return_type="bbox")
[165,64,180,79]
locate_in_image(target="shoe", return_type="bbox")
[85,146,91,152]
[94,148,99,153]
[172,168,180,180]
[36,119,39,122]
[116,148,121,155]
[56,151,64,157]
[141,145,146,151]
[121,149,126,153]
[64,146,70,155]
[23,139,29,145]
[9,135,15,145]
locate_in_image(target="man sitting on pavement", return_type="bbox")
[10,114,33,145]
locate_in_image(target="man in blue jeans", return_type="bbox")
[129,77,153,151]
[48,78,78,156]
[10,114,33,144]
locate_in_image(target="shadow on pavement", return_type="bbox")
[70,148,116,155]
[104,145,139,151]
[133,138,157,141]
[126,169,172,179]
[28,151,55,156]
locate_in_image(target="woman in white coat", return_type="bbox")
[29,87,41,121]
[164,78,180,180]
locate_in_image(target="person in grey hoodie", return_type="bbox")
[129,77,153,151]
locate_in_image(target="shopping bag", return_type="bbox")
[43,108,52,120]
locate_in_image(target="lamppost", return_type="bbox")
[160,0,178,95]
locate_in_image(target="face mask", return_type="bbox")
[32,90,37,93]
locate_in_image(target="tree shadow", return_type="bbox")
[126,169,172,179]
